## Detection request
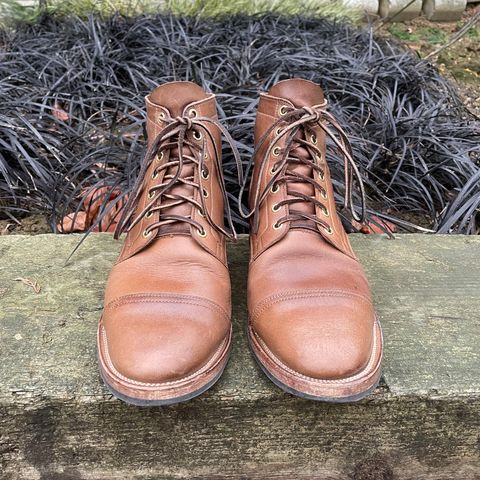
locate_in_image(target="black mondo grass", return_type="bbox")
[0,14,479,234]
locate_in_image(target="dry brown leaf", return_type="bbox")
[53,102,69,122]
[57,186,126,233]
[352,215,397,234]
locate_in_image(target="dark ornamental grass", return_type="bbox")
[0,13,479,234]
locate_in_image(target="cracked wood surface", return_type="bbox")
[0,233,479,479]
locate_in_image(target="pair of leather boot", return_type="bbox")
[98,79,383,405]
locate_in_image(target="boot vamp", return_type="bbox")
[248,229,375,380]
[102,236,230,384]
[106,235,230,304]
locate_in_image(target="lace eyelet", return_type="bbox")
[275,127,283,136]
[273,221,283,230]
[145,211,153,219]
[270,164,278,175]
[204,151,209,160]
[324,225,334,235]
[270,183,279,194]
[201,168,209,180]
[158,111,166,121]
[322,207,329,217]
[321,189,328,200]
[197,208,205,217]
[188,108,198,118]
[203,188,209,198]
[272,203,281,212]
[272,146,281,157]
[193,130,202,141]
[319,170,325,181]
[310,134,317,145]
[147,190,155,200]
[156,152,164,162]
[197,227,207,237]
[151,171,159,180]
[143,229,152,238]
[279,105,289,115]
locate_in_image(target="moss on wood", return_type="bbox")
[0,234,479,478]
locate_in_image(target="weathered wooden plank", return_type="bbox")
[0,234,479,479]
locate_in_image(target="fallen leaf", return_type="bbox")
[53,102,69,122]
[57,212,88,233]
[352,215,397,234]
[57,186,126,233]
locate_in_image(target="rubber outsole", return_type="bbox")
[250,348,380,403]
[99,360,228,407]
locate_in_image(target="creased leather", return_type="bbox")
[99,82,233,388]
[247,79,380,385]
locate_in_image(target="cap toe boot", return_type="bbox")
[245,79,383,401]
[98,81,237,405]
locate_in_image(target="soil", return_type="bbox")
[381,3,480,116]
[0,214,52,236]
[2,5,478,236]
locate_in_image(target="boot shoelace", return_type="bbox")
[238,100,366,234]
[115,112,243,241]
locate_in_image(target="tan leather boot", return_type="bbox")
[243,79,383,402]
[98,81,241,405]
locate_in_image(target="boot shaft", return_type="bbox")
[249,78,358,260]
[117,81,230,263]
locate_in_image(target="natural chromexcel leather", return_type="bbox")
[98,81,238,405]
[245,78,383,401]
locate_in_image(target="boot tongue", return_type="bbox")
[269,80,325,231]
[148,81,209,117]
[146,82,210,237]
[268,78,324,109]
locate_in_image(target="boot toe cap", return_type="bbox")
[251,292,375,380]
[101,294,230,385]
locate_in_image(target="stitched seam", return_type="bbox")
[105,293,229,320]
[101,326,228,387]
[252,319,380,384]
[251,289,373,322]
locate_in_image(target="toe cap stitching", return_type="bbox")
[251,289,373,323]
[104,293,230,321]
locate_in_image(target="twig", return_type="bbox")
[425,11,480,60]
[15,277,41,294]
[1,223,14,235]
[375,0,418,31]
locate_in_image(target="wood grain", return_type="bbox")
[0,234,479,479]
